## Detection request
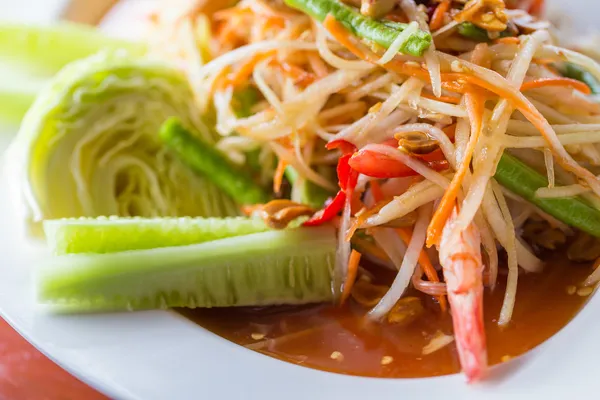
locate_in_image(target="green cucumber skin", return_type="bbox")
[283,0,432,56]
[160,118,270,205]
[38,227,336,311]
[44,216,270,255]
[495,153,600,238]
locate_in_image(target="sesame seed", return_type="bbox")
[501,355,512,362]
[330,351,344,361]
[251,333,266,341]
[566,285,577,295]
[381,356,394,365]
[405,61,421,68]
[577,287,594,297]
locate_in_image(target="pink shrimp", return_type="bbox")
[439,205,487,382]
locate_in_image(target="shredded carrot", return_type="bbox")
[397,228,447,312]
[494,37,520,45]
[370,180,385,203]
[427,89,486,247]
[308,53,329,78]
[323,15,371,60]
[520,77,592,95]
[216,21,239,47]
[421,92,462,105]
[227,50,276,87]
[533,58,556,66]
[430,0,451,31]
[350,192,364,215]
[273,159,287,193]
[325,12,600,186]
[275,61,315,85]
[427,46,490,247]
[341,250,361,305]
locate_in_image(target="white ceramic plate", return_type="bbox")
[1,1,599,399]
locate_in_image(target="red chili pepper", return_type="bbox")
[326,139,357,155]
[348,148,449,179]
[305,140,359,226]
[304,190,346,226]
[337,154,359,192]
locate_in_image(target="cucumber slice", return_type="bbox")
[0,22,145,76]
[44,216,270,255]
[37,227,336,312]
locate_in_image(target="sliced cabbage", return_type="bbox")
[8,50,238,233]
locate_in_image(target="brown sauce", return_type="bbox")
[179,257,593,378]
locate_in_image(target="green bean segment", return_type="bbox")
[283,0,431,56]
[495,153,600,238]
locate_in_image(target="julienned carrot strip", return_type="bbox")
[396,228,447,312]
[427,89,486,247]
[308,53,329,78]
[323,15,371,60]
[520,77,592,95]
[227,50,276,87]
[421,92,462,104]
[325,12,600,193]
[427,46,489,247]
[273,158,288,193]
[494,37,520,45]
[275,61,315,85]
[369,180,385,203]
[341,249,361,305]
[430,0,451,31]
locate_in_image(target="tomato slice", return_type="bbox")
[349,148,449,178]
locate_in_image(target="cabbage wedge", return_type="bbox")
[9,51,238,233]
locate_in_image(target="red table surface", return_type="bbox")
[0,317,106,400]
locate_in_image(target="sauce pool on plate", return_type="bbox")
[179,257,593,378]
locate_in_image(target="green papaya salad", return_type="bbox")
[4,0,600,382]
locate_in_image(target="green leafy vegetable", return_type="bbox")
[495,153,600,238]
[160,117,270,205]
[283,0,432,56]
[37,226,336,312]
[44,216,270,255]
[10,51,238,233]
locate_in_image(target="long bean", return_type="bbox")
[160,118,270,205]
[457,22,513,42]
[283,0,431,56]
[495,153,600,238]
[557,62,600,95]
